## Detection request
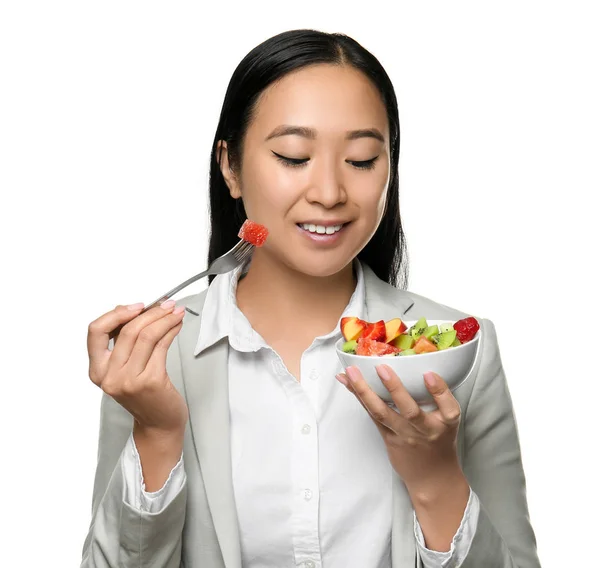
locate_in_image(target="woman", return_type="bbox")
[81,30,541,567]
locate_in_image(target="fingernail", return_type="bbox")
[336,373,348,387]
[127,302,144,311]
[424,372,436,387]
[346,366,359,383]
[173,305,185,315]
[377,364,391,381]
[161,299,176,309]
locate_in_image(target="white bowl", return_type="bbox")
[335,319,481,411]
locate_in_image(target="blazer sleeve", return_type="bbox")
[459,318,542,567]
[79,390,187,567]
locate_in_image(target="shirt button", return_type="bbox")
[306,562,315,568]
[304,489,313,501]
[309,369,319,381]
[301,424,311,435]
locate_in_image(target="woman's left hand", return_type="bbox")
[336,364,463,494]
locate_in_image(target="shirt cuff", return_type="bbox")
[121,431,186,513]
[413,487,480,568]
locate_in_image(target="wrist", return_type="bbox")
[407,465,471,553]
[133,421,185,453]
[406,463,469,507]
[132,423,184,492]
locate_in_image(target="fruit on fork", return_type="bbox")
[238,219,269,247]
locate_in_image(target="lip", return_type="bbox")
[296,221,350,245]
[297,219,350,227]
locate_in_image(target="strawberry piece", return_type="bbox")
[359,320,386,342]
[356,337,400,356]
[453,317,480,343]
[238,220,269,247]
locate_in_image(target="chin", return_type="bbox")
[283,252,355,279]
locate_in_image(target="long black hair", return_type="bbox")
[207,29,409,289]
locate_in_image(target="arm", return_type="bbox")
[80,392,187,568]
[414,489,480,568]
[122,430,186,513]
[458,318,541,568]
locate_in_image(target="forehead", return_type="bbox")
[250,64,389,142]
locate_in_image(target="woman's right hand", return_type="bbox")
[87,300,189,436]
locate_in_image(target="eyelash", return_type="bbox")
[272,152,379,171]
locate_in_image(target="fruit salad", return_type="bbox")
[339,316,480,356]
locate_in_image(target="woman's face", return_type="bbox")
[219,63,391,278]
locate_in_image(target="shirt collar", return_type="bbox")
[194,257,366,356]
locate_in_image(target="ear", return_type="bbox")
[216,140,242,199]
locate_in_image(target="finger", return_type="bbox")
[347,378,397,439]
[376,364,428,434]
[126,308,186,375]
[424,372,461,426]
[337,373,389,430]
[345,366,403,433]
[144,318,184,375]
[109,302,179,369]
[87,303,145,366]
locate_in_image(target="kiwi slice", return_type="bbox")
[451,337,462,347]
[342,340,357,353]
[423,325,439,340]
[435,330,457,350]
[440,322,453,333]
[399,348,417,356]
[409,317,428,339]
[395,334,415,350]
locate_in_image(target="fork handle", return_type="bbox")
[108,267,210,341]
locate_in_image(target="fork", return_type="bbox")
[108,238,255,341]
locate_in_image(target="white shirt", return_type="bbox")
[121,258,480,568]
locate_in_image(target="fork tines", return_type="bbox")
[234,240,254,262]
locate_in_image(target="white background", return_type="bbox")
[1,1,598,566]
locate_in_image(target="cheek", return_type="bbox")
[356,172,388,218]
[239,154,299,219]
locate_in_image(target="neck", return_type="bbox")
[236,250,357,338]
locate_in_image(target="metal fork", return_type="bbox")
[108,239,254,340]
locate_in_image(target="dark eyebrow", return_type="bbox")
[265,125,385,143]
[265,125,317,141]
[345,128,385,143]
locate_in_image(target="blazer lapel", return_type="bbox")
[178,292,243,568]
[362,264,420,567]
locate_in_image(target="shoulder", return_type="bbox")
[361,262,482,322]
[402,289,478,321]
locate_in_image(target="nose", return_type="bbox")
[304,157,347,208]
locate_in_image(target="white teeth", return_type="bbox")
[301,223,343,234]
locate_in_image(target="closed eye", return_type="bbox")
[347,156,379,170]
[272,151,380,171]
[272,151,308,168]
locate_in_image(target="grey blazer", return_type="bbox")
[80,264,541,568]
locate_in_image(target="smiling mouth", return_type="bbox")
[296,222,350,235]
